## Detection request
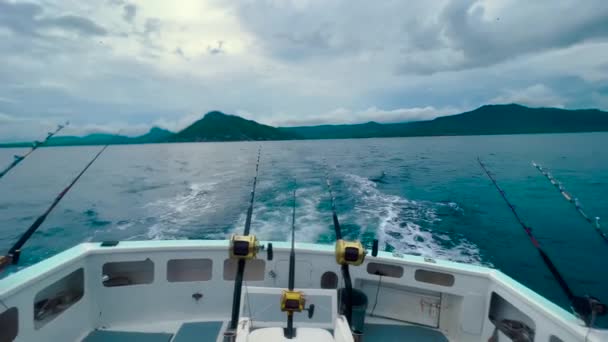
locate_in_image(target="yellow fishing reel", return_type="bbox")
[281,290,305,313]
[229,235,259,260]
[335,239,366,266]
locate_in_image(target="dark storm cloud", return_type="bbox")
[46,15,108,36]
[0,0,107,37]
[1,0,607,141]
[144,18,162,36]
[412,0,608,74]
[229,0,608,75]
[207,41,225,55]
[123,3,137,23]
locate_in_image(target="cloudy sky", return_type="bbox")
[1,0,607,141]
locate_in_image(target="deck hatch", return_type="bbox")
[102,259,154,287]
[34,268,84,329]
[414,269,455,287]
[366,262,404,278]
[167,258,212,282]
[0,307,18,341]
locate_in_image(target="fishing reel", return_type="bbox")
[572,295,607,327]
[229,235,274,261]
[229,235,259,260]
[335,240,367,266]
[0,255,11,271]
[281,290,315,319]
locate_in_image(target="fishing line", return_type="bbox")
[0,298,8,310]
[323,165,355,326]
[478,157,606,326]
[532,162,608,245]
[370,274,383,317]
[0,123,68,180]
[1,141,111,271]
[228,146,262,332]
[244,279,253,329]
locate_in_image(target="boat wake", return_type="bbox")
[227,172,487,266]
[140,181,220,240]
[230,181,328,243]
[343,173,487,265]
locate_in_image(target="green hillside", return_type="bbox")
[172,111,297,142]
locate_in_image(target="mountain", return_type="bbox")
[0,127,174,147]
[172,111,297,142]
[2,104,608,147]
[45,133,132,146]
[132,127,174,143]
[279,104,608,139]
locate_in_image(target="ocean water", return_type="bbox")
[1,133,607,325]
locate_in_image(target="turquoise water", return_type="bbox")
[1,133,607,325]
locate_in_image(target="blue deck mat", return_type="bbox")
[365,324,449,342]
[173,321,224,342]
[82,330,173,342]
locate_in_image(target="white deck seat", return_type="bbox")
[248,327,334,342]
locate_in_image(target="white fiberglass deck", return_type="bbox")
[0,240,606,341]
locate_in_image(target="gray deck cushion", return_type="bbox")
[365,324,449,342]
[173,321,224,342]
[82,330,173,342]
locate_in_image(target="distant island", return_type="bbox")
[2,104,608,147]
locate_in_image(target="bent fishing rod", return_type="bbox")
[227,147,262,336]
[478,158,606,326]
[532,162,608,245]
[0,143,110,272]
[0,122,68,180]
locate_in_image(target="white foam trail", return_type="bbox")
[142,181,219,240]
[228,183,327,243]
[343,173,487,265]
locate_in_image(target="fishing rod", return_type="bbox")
[289,183,297,292]
[286,183,298,338]
[0,143,109,271]
[0,122,68,180]
[532,162,608,245]
[323,170,367,332]
[226,148,263,337]
[280,181,314,339]
[477,157,606,326]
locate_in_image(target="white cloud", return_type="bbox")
[591,92,608,110]
[490,84,566,108]
[153,112,204,132]
[0,112,151,142]
[0,0,607,141]
[0,113,58,142]
[271,106,460,126]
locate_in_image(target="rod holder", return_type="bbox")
[11,250,20,265]
[266,243,273,261]
[306,304,315,319]
[222,330,236,342]
[371,239,379,257]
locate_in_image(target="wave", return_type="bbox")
[141,181,220,240]
[224,173,487,265]
[132,170,487,266]
[229,181,328,243]
[342,173,487,265]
